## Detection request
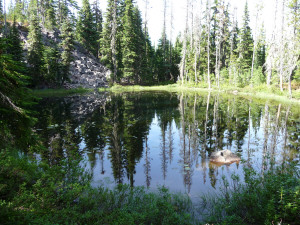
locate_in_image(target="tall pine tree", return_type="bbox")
[121,0,138,83]
[60,18,74,85]
[76,0,98,56]
[92,0,103,58]
[237,1,253,85]
[27,0,44,86]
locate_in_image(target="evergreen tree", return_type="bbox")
[6,17,23,62]
[237,1,253,84]
[27,2,44,86]
[43,43,61,84]
[76,0,98,56]
[100,0,114,76]
[92,0,103,58]
[44,0,56,29]
[121,0,139,83]
[60,18,74,85]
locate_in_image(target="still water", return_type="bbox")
[34,91,300,199]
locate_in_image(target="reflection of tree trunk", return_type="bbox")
[247,103,251,166]
[192,95,199,162]
[180,0,189,85]
[213,95,219,150]
[99,150,105,175]
[179,93,188,189]
[270,104,281,168]
[161,124,167,180]
[282,106,290,168]
[112,101,123,184]
[262,104,269,173]
[204,93,211,151]
[168,123,174,163]
[144,135,151,188]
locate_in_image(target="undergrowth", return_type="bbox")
[0,149,193,225]
[200,164,300,225]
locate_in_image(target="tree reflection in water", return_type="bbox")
[34,92,300,197]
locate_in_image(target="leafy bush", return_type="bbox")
[201,165,300,225]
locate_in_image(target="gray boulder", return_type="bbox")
[209,150,241,164]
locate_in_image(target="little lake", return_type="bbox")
[33,91,300,200]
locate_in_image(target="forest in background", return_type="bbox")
[0,0,299,96]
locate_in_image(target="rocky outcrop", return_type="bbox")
[209,150,241,164]
[66,49,110,89]
[18,25,110,89]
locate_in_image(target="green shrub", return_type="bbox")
[201,164,300,225]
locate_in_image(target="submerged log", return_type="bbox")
[209,149,241,164]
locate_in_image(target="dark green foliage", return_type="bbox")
[60,18,74,85]
[6,17,23,62]
[44,0,56,29]
[27,11,44,86]
[92,0,103,58]
[76,0,98,56]
[155,35,181,84]
[0,37,35,149]
[121,0,138,82]
[237,1,253,84]
[43,43,61,84]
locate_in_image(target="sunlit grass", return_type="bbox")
[31,88,93,97]
[98,83,300,104]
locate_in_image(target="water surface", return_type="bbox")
[34,91,300,199]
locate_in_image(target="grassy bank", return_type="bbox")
[99,83,300,105]
[1,149,299,224]
[31,88,93,97]
[0,149,193,225]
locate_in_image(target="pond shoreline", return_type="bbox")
[32,84,300,105]
[99,84,300,105]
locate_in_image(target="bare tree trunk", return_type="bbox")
[180,0,189,85]
[170,0,174,81]
[279,0,286,92]
[163,0,167,78]
[207,0,211,89]
[111,0,118,84]
[190,0,194,51]
[266,0,278,87]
